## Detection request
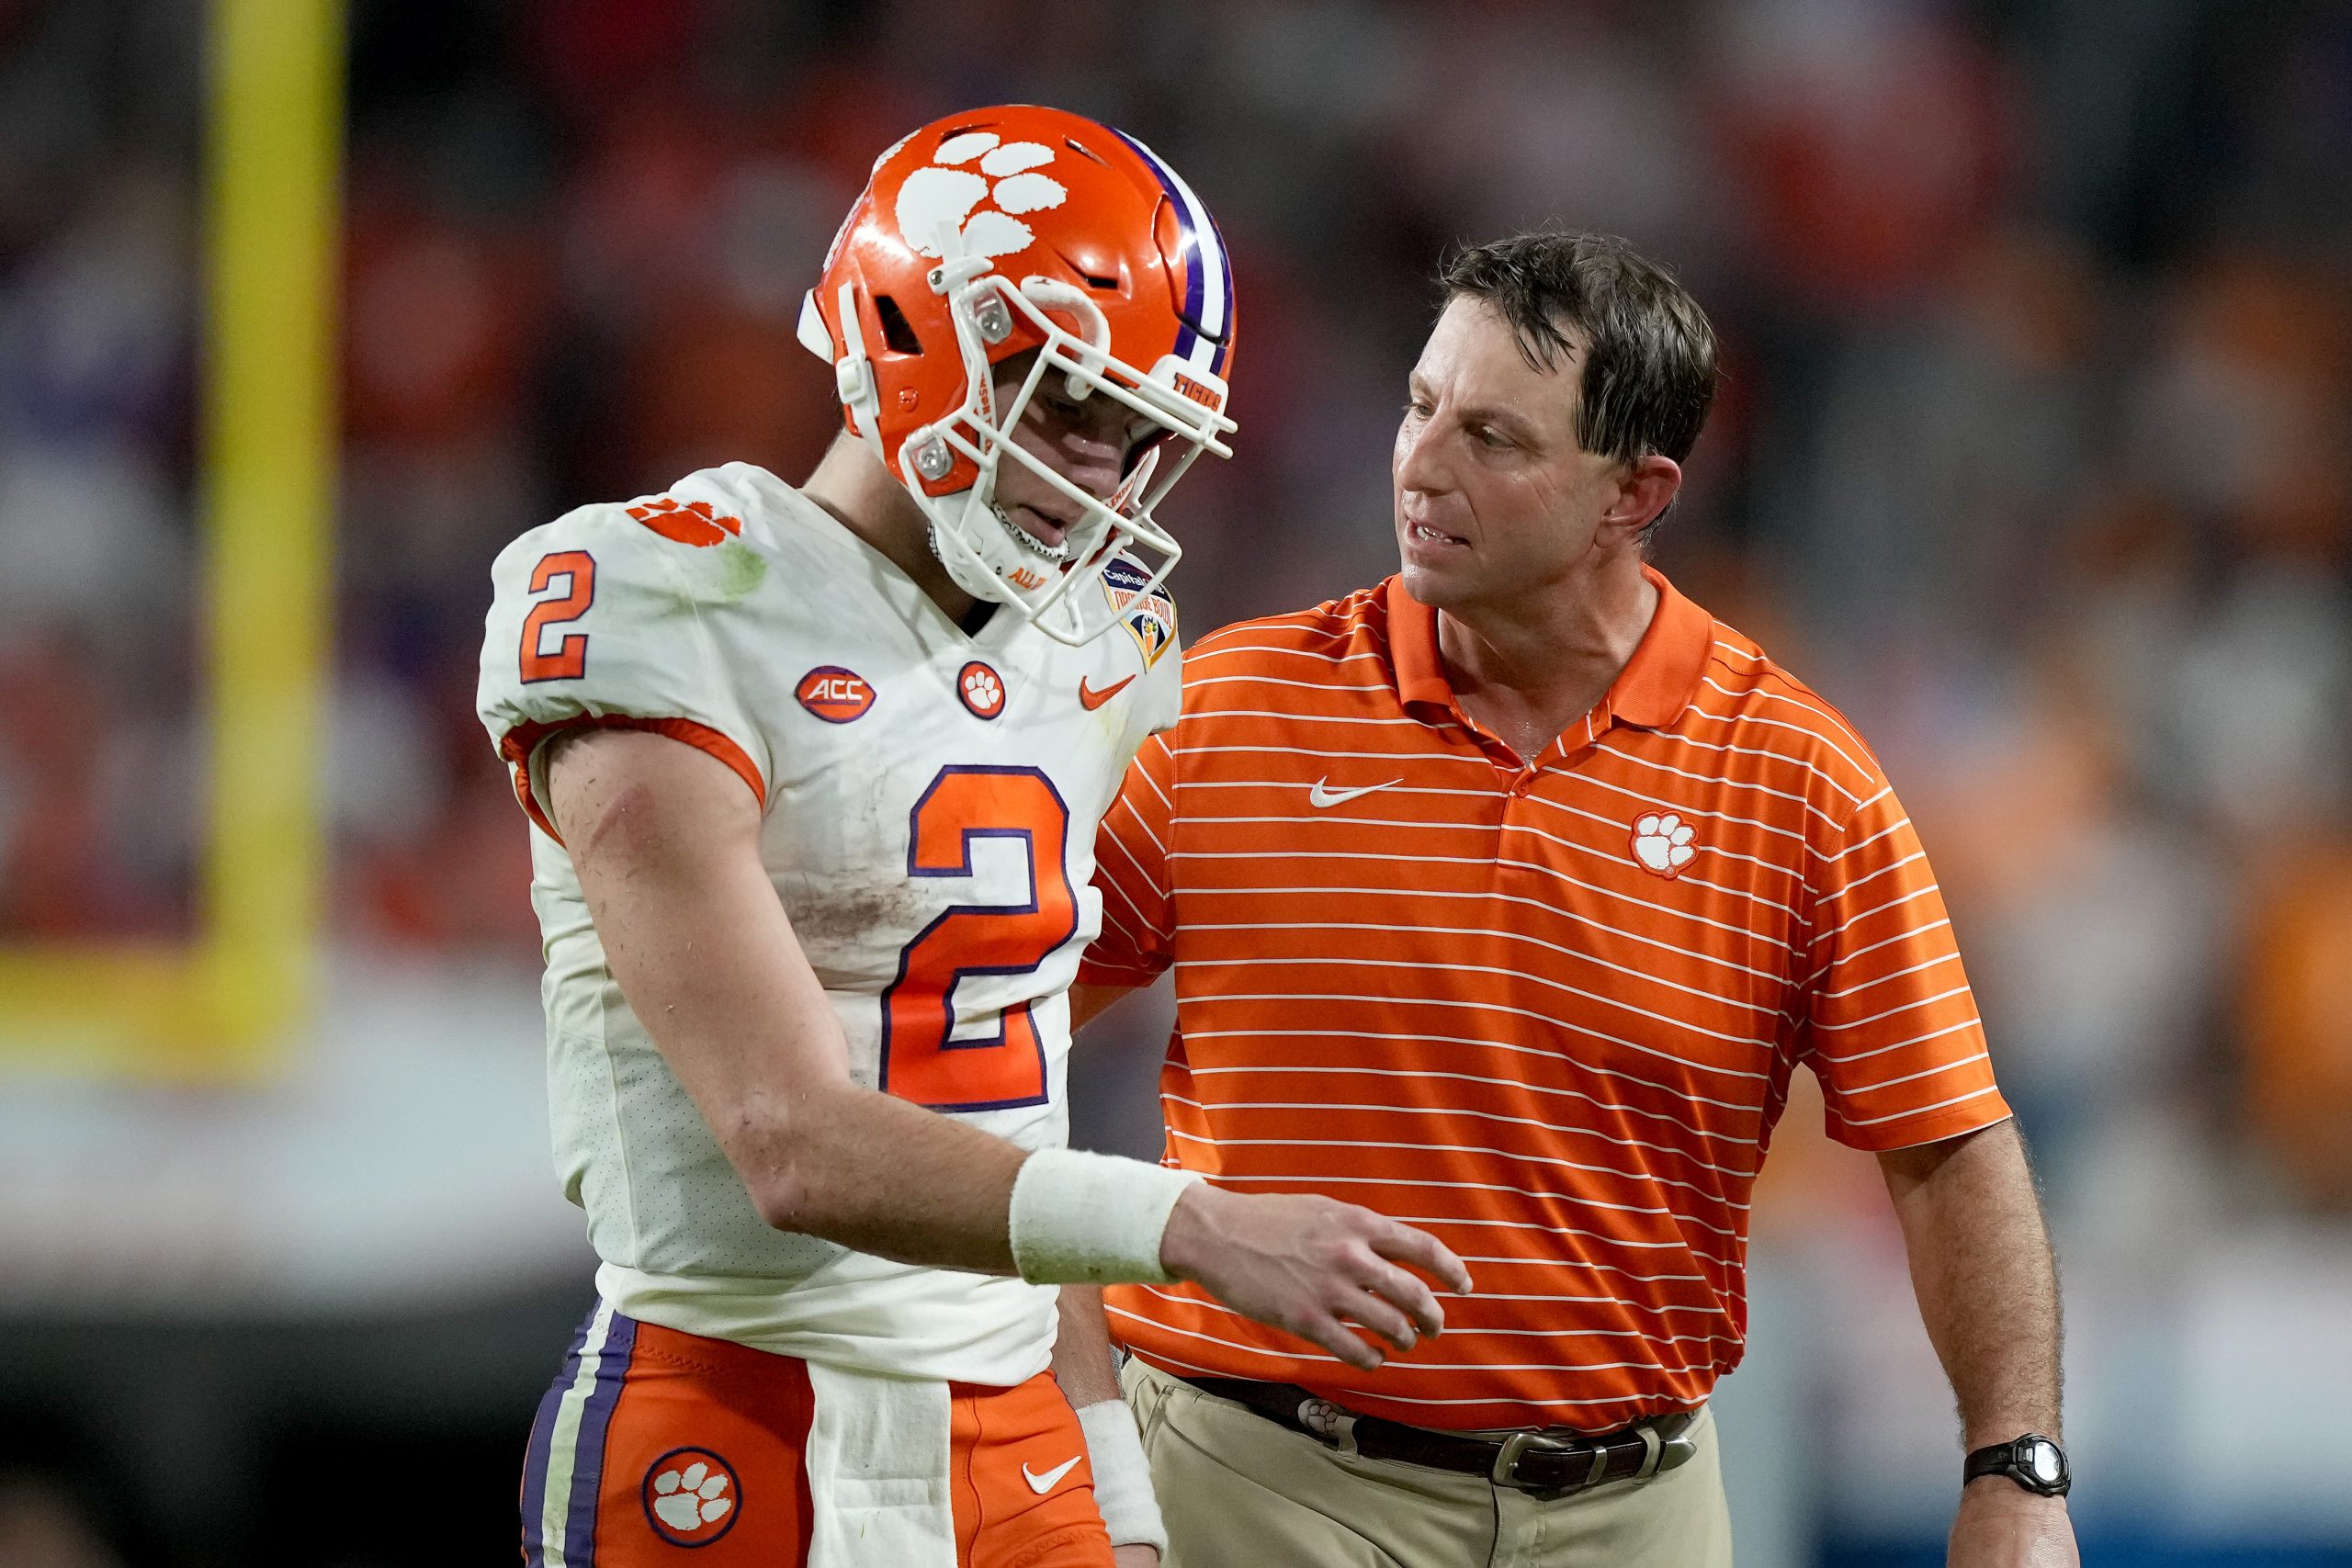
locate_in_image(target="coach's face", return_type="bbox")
[1393,298,1658,613]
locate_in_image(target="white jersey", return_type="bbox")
[476,462,1181,1385]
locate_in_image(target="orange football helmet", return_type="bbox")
[796,105,1237,644]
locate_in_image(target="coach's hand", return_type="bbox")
[1111,1547,1158,1568]
[1949,1480,2077,1566]
[1159,1184,1473,1371]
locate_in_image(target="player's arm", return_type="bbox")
[546,726,1473,1366]
[1052,1285,1160,1564]
[548,725,1026,1271]
[1879,1122,2077,1565]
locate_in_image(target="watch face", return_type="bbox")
[2026,1440,2063,1484]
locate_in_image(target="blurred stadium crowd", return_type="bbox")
[5,0,2352,1332]
[21,0,2345,1202]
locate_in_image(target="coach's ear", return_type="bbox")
[1595,455,1682,548]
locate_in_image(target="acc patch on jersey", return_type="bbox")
[1101,558,1177,670]
[797,666,875,723]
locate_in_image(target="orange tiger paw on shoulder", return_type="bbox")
[628,496,743,547]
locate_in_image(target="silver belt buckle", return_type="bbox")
[1489,1430,1581,1490]
[1492,1412,1699,1493]
[1651,1411,1700,1478]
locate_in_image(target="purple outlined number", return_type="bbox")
[877,765,1074,1111]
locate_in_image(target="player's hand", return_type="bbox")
[1948,1480,2077,1567]
[1111,1546,1159,1568]
[1158,1184,1473,1371]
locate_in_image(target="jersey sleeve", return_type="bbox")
[476,502,774,843]
[1795,779,2011,1150]
[1079,727,1177,987]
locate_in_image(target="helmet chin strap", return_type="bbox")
[926,487,1104,607]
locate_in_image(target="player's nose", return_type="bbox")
[1051,423,1125,501]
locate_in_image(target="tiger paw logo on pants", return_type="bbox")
[641,1447,740,1545]
[896,131,1069,258]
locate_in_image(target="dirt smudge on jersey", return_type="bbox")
[784,880,934,983]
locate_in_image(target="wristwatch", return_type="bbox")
[1963,1433,2070,1497]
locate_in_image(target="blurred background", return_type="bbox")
[2,0,2349,1562]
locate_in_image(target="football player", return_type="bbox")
[478,105,1471,1568]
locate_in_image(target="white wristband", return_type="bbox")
[1008,1148,1202,1285]
[1078,1396,1165,1552]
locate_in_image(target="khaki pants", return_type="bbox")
[1122,1359,1733,1568]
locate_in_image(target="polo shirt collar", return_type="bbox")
[1385,565,1713,732]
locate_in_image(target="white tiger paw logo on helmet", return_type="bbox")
[897,131,1069,259]
[1631,812,1698,878]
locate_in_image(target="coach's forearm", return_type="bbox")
[1878,1119,2063,1448]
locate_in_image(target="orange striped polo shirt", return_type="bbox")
[1079,570,2009,1433]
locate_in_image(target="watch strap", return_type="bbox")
[1964,1434,2070,1497]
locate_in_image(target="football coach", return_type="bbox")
[1062,231,2078,1567]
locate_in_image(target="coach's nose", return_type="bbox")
[1393,407,1453,500]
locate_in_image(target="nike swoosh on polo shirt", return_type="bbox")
[1307,777,1399,807]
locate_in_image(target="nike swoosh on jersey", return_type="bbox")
[1308,777,1402,808]
[1022,1456,1083,1494]
[1078,674,1136,710]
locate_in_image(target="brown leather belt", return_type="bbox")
[1175,1373,1701,1497]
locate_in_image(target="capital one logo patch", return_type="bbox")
[641,1447,740,1546]
[896,131,1069,259]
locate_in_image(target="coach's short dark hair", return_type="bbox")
[1438,231,1718,467]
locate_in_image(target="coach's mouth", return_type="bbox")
[1403,517,1471,558]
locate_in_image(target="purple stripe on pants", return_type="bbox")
[519,1303,600,1567]
[559,1309,639,1564]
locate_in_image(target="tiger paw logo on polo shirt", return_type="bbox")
[643,1448,740,1545]
[1631,811,1698,877]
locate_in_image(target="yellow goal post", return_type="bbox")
[0,0,340,1078]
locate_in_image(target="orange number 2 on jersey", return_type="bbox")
[880,766,1075,1111]
[519,550,596,682]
